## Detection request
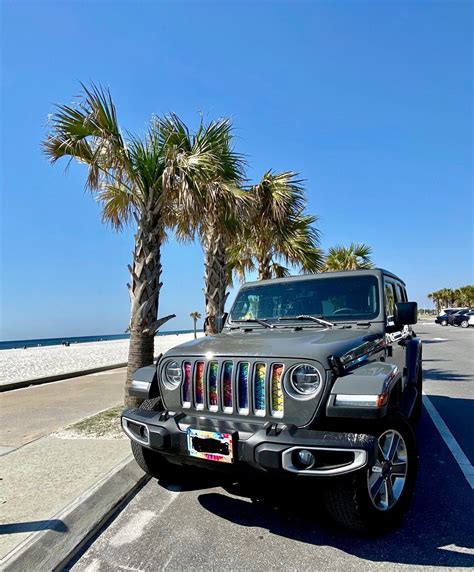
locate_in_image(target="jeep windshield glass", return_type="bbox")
[229,275,380,324]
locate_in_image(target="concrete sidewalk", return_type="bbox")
[0,368,126,452]
[0,434,132,559]
[0,371,146,567]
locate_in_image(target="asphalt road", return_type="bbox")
[69,325,474,571]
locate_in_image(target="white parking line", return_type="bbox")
[422,392,474,489]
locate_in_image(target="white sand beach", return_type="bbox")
[0,333,200,386]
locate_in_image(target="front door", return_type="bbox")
[383,279,409,388]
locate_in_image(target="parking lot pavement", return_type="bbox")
[69,327,474,571]
[416,324,473,465]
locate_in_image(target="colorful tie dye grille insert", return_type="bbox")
[254,363,266,414]
[195,361,205,406]
[182,361,192,405]
[223,361,233,409]
[209,361,218,407]
[271,364,284,415]
[238,362,249,411]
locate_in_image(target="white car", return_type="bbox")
[458,310,474,328]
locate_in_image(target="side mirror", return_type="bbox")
[395,302,418,325]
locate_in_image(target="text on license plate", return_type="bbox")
[187,428,234,463]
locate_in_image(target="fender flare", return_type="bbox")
[128,357,161,400]
[405,337,422,386]
[326,362,401,419]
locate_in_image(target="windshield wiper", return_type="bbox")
[231,319,274,329]
[278,315,335,328]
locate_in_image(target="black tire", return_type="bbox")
[130,398,183,482]
[324,414,418,534]
[461,320,469,329]
[441,320,447,326]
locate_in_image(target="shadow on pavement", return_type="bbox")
[0,519,68,534]
[423,368,471,382]
[198,410,474,568]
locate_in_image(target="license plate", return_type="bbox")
[187,428,234,464]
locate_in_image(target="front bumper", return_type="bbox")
[122,408,377,477]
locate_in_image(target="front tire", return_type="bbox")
[130,398,183,482]
[324,414,417,534]
[441,319,448,326]
[461,320,469,328]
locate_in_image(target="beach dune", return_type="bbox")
[0,333,199,387]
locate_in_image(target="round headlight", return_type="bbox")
[164,360,182,389]
[287,364,321,398]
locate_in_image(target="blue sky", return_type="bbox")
[1,1,472,340]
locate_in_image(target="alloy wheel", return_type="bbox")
[367,429,408,511]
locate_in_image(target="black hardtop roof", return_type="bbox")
[242,268,406,288]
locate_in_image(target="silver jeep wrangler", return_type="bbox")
[122,269,422,533]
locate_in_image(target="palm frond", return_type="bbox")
[97,184,135,229]
[323,243,374,271]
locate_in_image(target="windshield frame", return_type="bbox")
[227,273,384,328]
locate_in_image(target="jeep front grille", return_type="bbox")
[180,359,285,418]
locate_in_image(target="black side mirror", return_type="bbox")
[395,302,418,325]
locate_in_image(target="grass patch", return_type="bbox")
[58,405,125,439]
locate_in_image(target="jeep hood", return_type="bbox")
[163,327,384,367]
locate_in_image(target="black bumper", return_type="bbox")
[122,408,377,477]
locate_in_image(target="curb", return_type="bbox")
[0,455,150,571]
[0,363,128,392]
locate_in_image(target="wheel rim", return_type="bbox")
[461,321,468,328]
[367,429,408,511]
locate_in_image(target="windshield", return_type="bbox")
[230,275,380,323]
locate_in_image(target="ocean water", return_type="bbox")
[0,330,194,351]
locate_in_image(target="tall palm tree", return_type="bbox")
[43,83,234,406]
[190,311,202,339]
[323,243,374,271]
[172,119,246,336]
[228,171,323,282]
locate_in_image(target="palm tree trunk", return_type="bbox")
[204,229,228,335]
[124,215,174,408]
[257,255,272,280]
[193,318,197,339]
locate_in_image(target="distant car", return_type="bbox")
[448,308,470,325]
[452,309,474,328]
[435,308,463,326]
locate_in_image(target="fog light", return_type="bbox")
[298,449,315,468]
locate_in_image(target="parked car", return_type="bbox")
[123,268,422,534]
[435,308,463,326]
[448,308,470,325]
[452,309,474,328]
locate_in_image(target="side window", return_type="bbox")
[384,282,396,318]
[395,283,405,303]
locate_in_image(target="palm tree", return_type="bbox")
[172,118,246,336]
[323,243,374,271]
[190,311,202,339]
[428,285,474,311]
[43,83,234,406]
[228,171,323,283]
